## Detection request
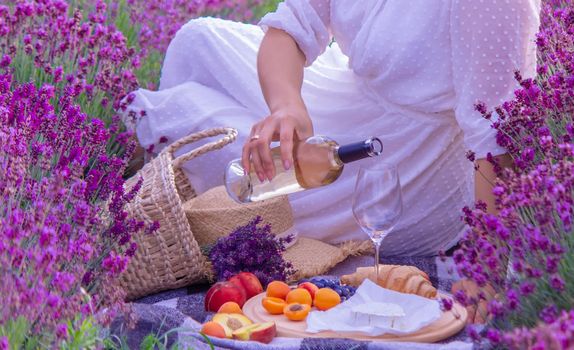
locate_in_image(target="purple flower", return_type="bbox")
[488,299,505,318]
[486,328,502,344]
[55,323,67,339]
[550,275,565,291]
[440,297,453,311]
[209,216,295,286]
[540,305,558,324]
[0,55,11,68]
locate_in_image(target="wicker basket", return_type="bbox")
[120,127,238,300]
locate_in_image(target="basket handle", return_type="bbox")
[167,127,238,169]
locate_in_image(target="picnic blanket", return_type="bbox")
[113,256,473,350]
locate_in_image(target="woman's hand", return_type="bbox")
[242,106,313,182]
[251,26,309,182]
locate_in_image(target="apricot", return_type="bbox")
[218,301,243,314]
[313,288,341,311]
[262,297,287,315]
[283,303,311,321]
[266,281,291,300]
[200,321,227,339]
[286,288,312,306]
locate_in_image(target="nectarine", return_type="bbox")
[297,282,319,300]
[228,272,263,300]
[205,282,247,312]
[212,313,253,338]
[232,322,277,343]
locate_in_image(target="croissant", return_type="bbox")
[340,265,437,299]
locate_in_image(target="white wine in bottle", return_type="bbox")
[225,135,383,203]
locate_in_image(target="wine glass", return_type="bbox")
[352,162,403,282]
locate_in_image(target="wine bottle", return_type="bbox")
[225,136,383,203]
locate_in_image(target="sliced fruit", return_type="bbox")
[212,313,253,338]
[232,322,277,344]
[230,323,259,341]
[283,303,311,321]
[262,296,287,315]
[200,321,227,339]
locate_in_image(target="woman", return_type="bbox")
[124,0,540,257]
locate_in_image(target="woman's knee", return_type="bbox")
[160,18,223,89]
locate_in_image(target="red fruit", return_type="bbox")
[297,282,319,300]
[205,281,247,312]
[228,272,264,300]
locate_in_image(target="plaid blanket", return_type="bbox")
[119,256,473,350]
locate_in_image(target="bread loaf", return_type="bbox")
[340,265,437,299]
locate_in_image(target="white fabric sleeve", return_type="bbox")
[258,0,331,67]
[450,0,540,159]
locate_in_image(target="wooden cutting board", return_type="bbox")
[243,292,467,343]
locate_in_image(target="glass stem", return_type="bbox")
[374,240,382,281]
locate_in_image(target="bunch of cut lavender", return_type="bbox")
[209,216,295,286]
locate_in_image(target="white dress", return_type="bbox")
[123,0,540,256]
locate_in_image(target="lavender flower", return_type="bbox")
[209,216,295,286]
[453,1,574,348]
[0,76,154,341]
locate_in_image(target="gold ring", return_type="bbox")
[250,134,260,141]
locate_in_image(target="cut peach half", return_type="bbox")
[212,313,253,338]
[232,322,277,343]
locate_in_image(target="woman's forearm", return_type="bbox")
[474,154,513,214]
[243,28,313,178]
[257,28,307,113]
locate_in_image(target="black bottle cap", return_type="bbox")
[337,137,383,164]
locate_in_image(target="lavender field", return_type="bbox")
[1,0,574,349]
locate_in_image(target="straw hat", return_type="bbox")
[183,186,370,281]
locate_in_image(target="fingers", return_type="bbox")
[251,149,265,182]
[242,124,259,175]
[474,299,488,324]
[243,124,265,181]
[279,123,294,170]
[243,121,275,182]
[466,299,488,324]
[241,142,251,174]
[465,304,478,325]
[257,123,277,180]
[243,109,309,181]
[451,279,492,325]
